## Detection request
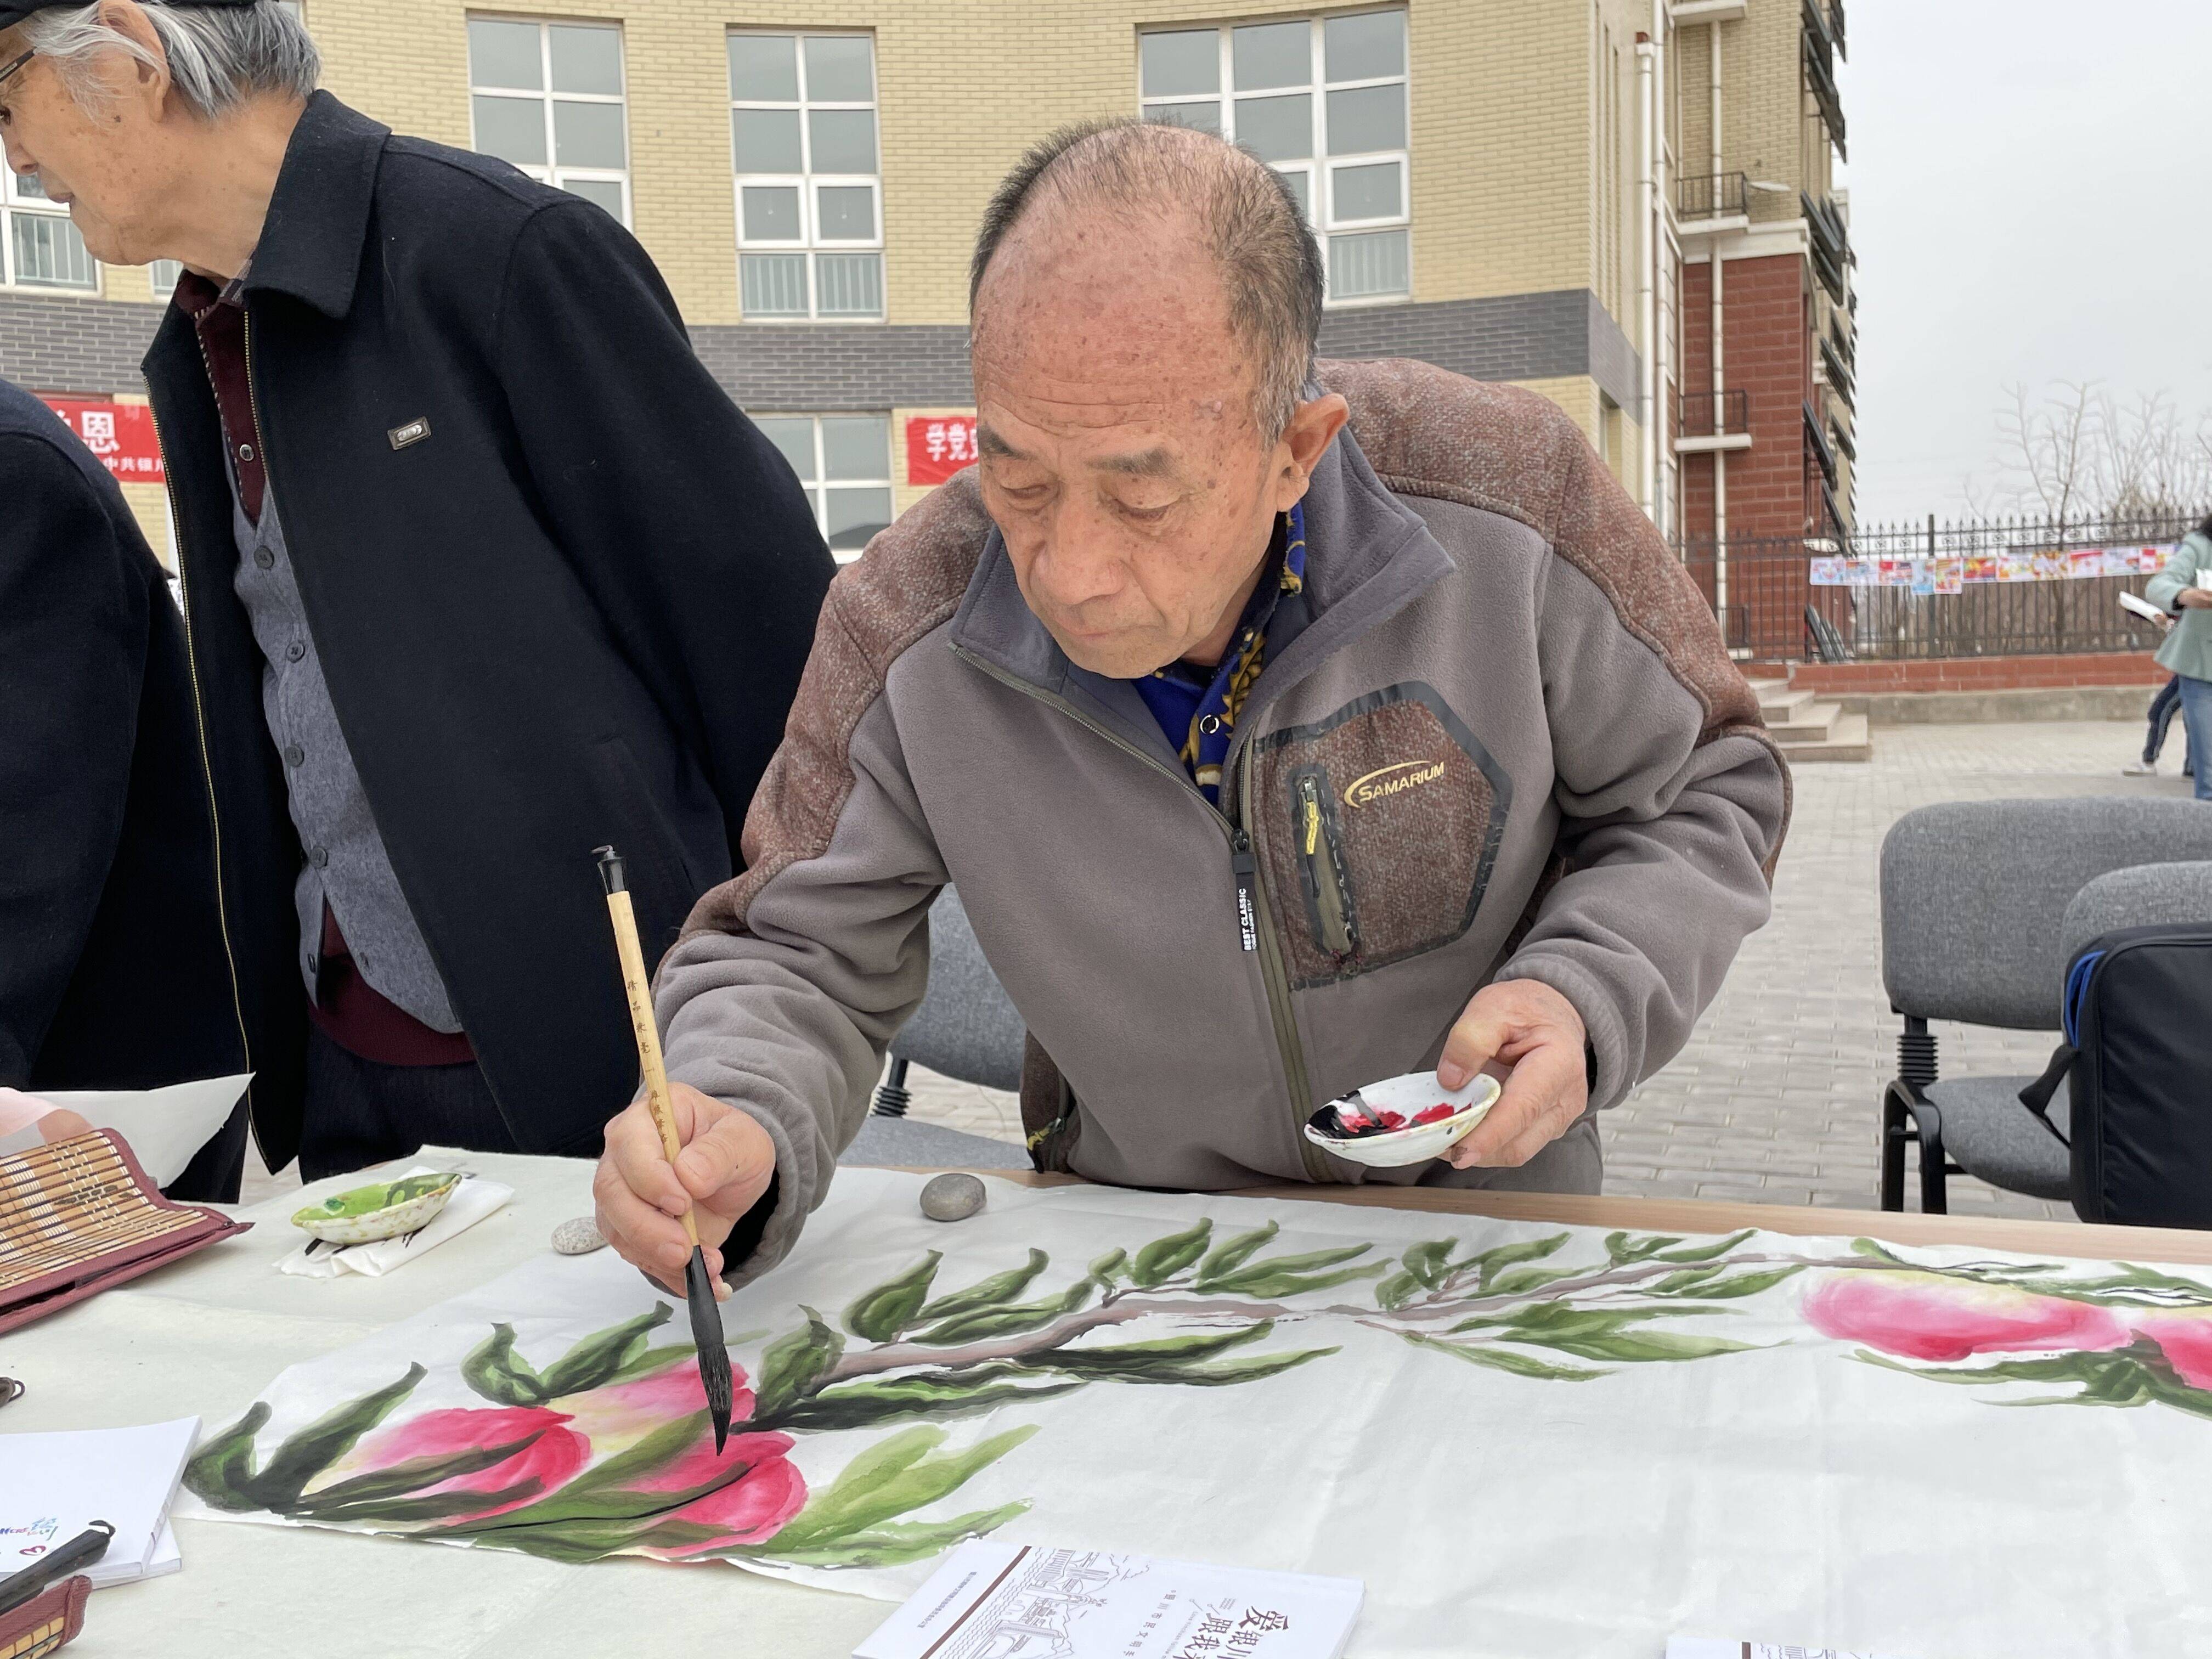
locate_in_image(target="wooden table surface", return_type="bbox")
[975,1169,2212,1265]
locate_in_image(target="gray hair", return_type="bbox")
[23,0,318,120]
[970,117,1324,443]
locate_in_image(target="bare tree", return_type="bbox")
[1990,380,2099,524]
[2093,390,2212,522]
[1970,381,2212,524]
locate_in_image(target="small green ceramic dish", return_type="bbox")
[291,1171,464,1244]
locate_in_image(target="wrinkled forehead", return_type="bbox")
[971,211,1257,444]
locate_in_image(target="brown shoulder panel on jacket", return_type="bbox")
[1317,357,1767,742]
[679,471,995,942]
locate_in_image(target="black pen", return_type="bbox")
[0,1520,114,1617]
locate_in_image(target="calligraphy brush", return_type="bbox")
[595,845,734,1454]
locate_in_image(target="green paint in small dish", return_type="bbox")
[291,1171,464,1244]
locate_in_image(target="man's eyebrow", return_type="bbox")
[1091,447,1177,479]
[974,431,1177,479]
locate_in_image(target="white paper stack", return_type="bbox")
[0,1418,200,1589]
[856,1539,1363,1659]
[0,1075,250,1187]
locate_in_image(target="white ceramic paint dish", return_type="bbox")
[1302,1070,1503,1169]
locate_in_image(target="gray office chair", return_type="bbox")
[841,886,1030,1171]
[1878,800,2212,1213]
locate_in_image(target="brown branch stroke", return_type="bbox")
[811,1252,1887,1391]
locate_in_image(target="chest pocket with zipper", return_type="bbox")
[1250,682,1511,989]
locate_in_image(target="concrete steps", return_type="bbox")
[1746,678,1872,763]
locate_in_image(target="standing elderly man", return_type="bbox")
[594,120,1792,1297]
[0,0,834,1189]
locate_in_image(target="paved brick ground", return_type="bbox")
[243,716,2191,1223]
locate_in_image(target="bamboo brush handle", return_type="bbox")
[602,884,702,1250]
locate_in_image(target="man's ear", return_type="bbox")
[95,0,173,112]
[1273,391,1350,511]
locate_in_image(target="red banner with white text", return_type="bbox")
[41,398,166,484]
[905,414,979,486]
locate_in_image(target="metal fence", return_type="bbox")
[1676,511,2199,663]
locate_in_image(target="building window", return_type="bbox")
[755,414,893,561]
[467,17,630,225]
[729,32,882,321]
[1139,9,1408,304]
[148,259,182,299]
[2,169,97,291]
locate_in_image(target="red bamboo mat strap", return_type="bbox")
[0,1576,89,1658]
[0,1131,250,1335]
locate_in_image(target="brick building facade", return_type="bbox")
[1,0,1853,568]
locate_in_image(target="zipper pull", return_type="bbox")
[1229,830,1259,953]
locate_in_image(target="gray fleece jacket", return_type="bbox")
[658,359,1791,1282]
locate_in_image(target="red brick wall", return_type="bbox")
[1718,253,1814,540]
[1680,260,1715,538]
[1788,653,2169,693]
[1677,253,1814,544]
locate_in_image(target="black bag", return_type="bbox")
[2020,924,2212,1226]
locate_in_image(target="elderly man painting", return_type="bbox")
[595,121,1790,1297]
[0,0,832,1188]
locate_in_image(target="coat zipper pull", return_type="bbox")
[1230,830,1259,953]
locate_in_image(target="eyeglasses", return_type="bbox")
[0,50,32,93]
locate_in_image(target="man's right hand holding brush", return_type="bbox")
[594,1084,775,1299]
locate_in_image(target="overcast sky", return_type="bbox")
[1842,1,2212,522]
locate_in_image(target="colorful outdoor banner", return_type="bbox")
[1809,544,2178,588]
[39,397,166,484]
[905,415,980,485]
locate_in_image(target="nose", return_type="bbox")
[1019,496,1128,616]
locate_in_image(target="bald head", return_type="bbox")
[970,119,1323,443]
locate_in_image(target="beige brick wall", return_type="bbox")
[201,1,1632,328]
[1674,3,1821,226]
[29,1,1705,524]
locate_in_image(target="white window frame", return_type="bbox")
[466,16,632,227]
[730,30,883,323]
[1138,9,1410,307]
[1,170,99,293]
[758,413,894,562]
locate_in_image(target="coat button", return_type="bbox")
[310,845,329,868]
[254,547,275,569]
[285,640,305,662]
[237,443,256,463]
[284,744,304,767]
[1198,714,1224,736]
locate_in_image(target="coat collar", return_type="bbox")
[239,91,390,320]
[947,419,1454,742]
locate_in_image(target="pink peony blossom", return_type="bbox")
[636,1432,809,1556]
[1804,1271,2131,1363]
[312,1406,589,1521]
[556,1355,759,1463]
[2134,1309,2212,1390]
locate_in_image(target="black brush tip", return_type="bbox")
[685,1246,733,1454]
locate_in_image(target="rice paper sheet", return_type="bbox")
[175,1170,2212,1656]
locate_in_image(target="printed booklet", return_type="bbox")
[854,1539,1362,1659]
